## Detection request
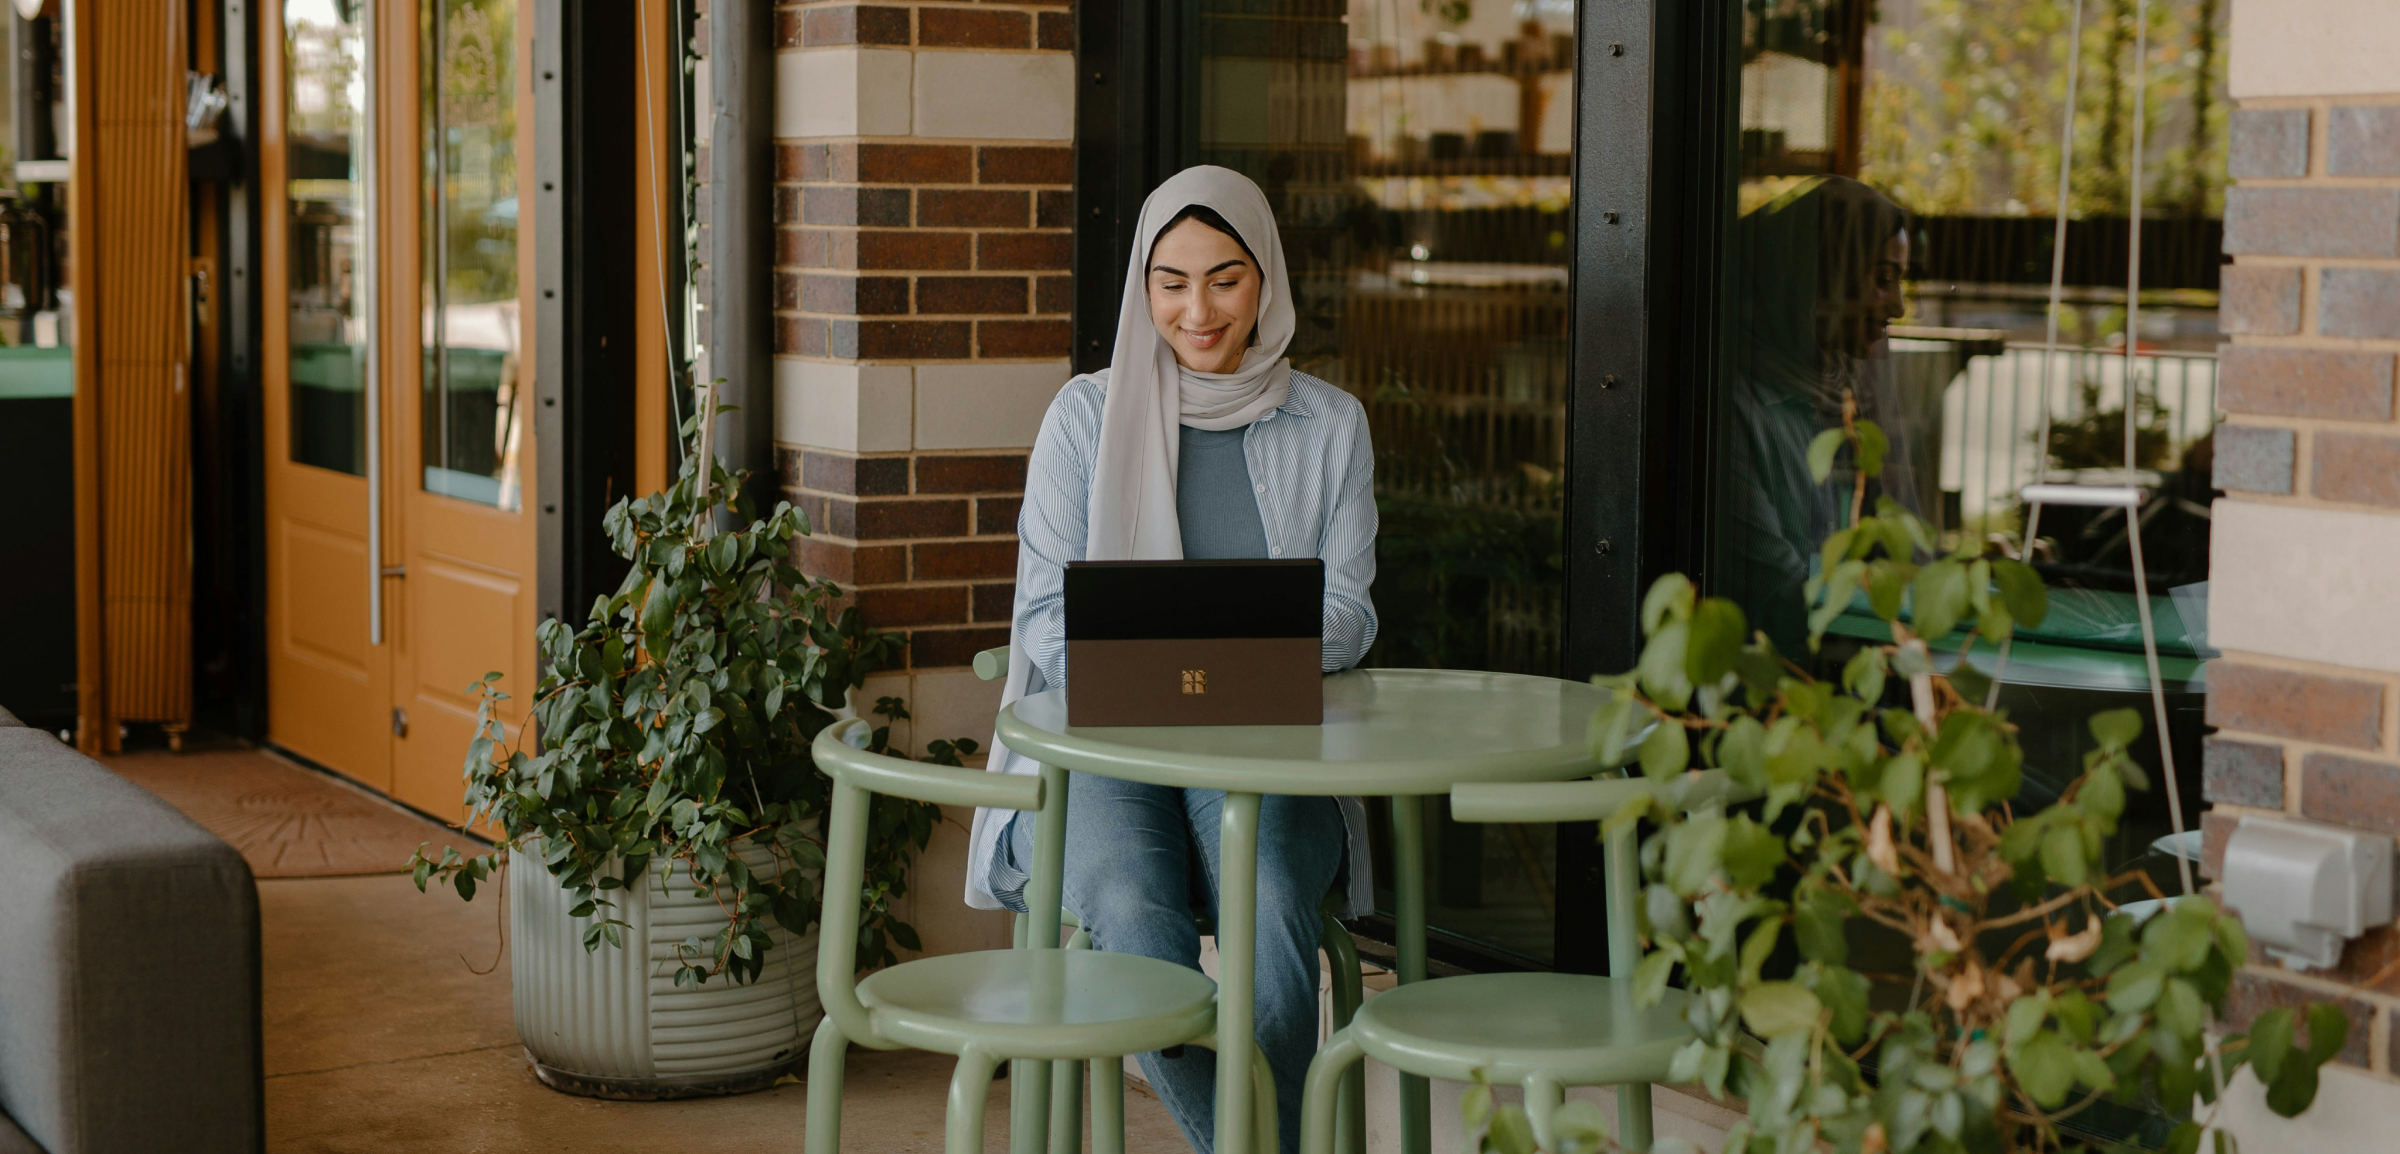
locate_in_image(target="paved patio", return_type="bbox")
[257,871,1193,1153]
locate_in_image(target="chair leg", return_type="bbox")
[1320,914,1364,1154]
[805,1016,849,1154]
[1010,1059,1048,1154]
[1047,1057,1084,1154]
[1617,1082,1655,1153]
[1301,1029,1365,1154]
[1520,1074,1562,1153]
[947,1048,1005,1154]
[1090,1057,1125,1154]
[1248,1043,1279,1154]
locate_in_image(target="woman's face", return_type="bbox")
[1147,218,1261,374]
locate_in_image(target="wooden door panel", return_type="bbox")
[278,520,372,673]
[391,552,527,816]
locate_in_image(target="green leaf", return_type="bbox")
[1640,720,1691,779]
[1548,1101,1610,1154]
[1642,573,1695,636]
[2303,1002,2351,1066]
[1807,427,1846,483]
[1665,814,1728,897]
[2040,825,2089,888]
[1866,560,1915,622]
[2009,1030,2075,1108]
[1633,947,1679,1007]
[2106,961,2165,1013]
[1722,814,1784,888]
[1485,1104,1537,1154]
[2247,1008,2294,1085]
[1739,981,1822,1038]
[1460,1078,1493,1131]
[1686,598,1748,687]
[2088,707,2144,749]
[1842,647,1888,706]
[1947,659,1994,706]
[2161,1122,2205,1154]
[2157,977,2204,1039]
[1854,419,1889,478]
[1992,558,2049,628]
[1911,561,1970,641]
[2266,1060,2321,1118]
[1717,715,1768,791]
[1738,919,1782,983]
[1882,753,1925,820]
[1792,888,1852,966]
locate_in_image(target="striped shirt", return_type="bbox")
[1014,368,1381,689]
[970,367,1383,916]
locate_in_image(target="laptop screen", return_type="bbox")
[1064,559,1323,640]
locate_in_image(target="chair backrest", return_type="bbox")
[809,717,1055,1040]
[973,645,1013,682]
[1450,771,1757,980]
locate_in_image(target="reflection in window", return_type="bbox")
[421,0,520,509]
[1188,1,1574,966]
[1709,1,2228,1139]
[286,0,368,476]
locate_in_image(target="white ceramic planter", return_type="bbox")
[510,839,824,1099]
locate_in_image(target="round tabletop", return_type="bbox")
[996,668,1606,795]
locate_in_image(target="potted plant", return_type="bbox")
[1465,405,2345,1153]
[412,397,974,1098]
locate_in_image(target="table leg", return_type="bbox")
[1391,795,1430,1154]
[1216,791,1261,1154]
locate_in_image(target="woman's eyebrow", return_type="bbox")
[1149,264,1187,277]
[1205,259,1246,275]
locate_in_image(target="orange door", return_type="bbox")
[263,0,536,818]
[262,0,396,790]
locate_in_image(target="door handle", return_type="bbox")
[360,4,385,646]
[380,566,406,578]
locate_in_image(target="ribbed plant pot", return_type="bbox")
[510,839,823,1099]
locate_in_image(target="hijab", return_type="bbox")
[1087,165,1297,560]
[966,167,1295,909]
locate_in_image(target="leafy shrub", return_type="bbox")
[411,415,974,986]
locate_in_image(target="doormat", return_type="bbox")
[108,748,483,878]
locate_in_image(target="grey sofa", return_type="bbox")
[0,706,263,1153]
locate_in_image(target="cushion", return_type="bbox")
[0,730,261,1154]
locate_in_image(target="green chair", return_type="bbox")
[972,645,1369,1154]
[1298,771,1754,1154]
[806,717,1279,1154]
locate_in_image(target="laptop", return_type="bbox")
[1064,559,1324,727]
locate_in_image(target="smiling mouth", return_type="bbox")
[1182,326,1229,349]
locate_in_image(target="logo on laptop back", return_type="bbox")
[1181,669,1207,695]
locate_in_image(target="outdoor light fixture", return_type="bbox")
[2221,815,2394,970]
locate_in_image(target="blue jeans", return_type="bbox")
[988,772,1345,1154]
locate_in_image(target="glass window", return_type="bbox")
[286,0,370,476]
[1707,0,2226,1139]
[420,0,521,509]
[1192,0,1576,966]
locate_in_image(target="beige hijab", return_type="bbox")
[1087,164,1297,560]
[965,167,1294,910]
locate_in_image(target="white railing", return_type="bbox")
[1939,344,2219,526]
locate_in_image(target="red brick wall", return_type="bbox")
[2203,97,2400,1078]
[770,2,1074,673]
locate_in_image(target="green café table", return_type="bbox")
[996,668,1606,1154]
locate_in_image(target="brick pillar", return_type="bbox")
[2203,80,2400,1086]
[771,2,1075,954]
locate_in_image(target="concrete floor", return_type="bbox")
[260,874,1192,1153]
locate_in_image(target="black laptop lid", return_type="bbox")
[1065,559,1322,640]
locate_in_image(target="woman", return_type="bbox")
[964,165,1379,1154]
[1715,175,1915,652]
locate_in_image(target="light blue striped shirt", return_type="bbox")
[977,367,1383,916]
[1013,368,1381,689]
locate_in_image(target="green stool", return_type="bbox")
[974,645,1369,1154]
[1298,771,1754,1154]
[805,717,1277,1154]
